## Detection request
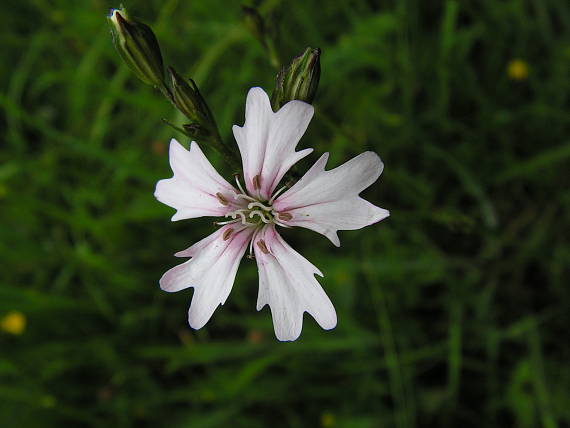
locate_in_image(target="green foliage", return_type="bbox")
[1,0,569,427]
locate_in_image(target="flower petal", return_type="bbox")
[253,226,337,341]
[273,152,389,246]
[232,87,314,200]
[154,139,237,221]
[160,225,254,329]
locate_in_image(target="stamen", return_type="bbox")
[216,192,229,206]
[227,210,249,225]
[278,212,293,221]
[215,219,239,226]
[248,228,260,257]
[257,239,269,254]
[269,186,288,204]
[234,175,247,195]
[273,219,292,228]
[222,228,234,241]
[247,201,273,211]
[223,180,286,228]
[235,193,257,203]
[238,212,250,225]
[249,210,272,223]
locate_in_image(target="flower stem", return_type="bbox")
[157,81,242,171]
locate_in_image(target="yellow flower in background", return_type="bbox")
[320,412,336,427]
[40,395,56,408]
[507,59,529,81]
[1,311,26,335]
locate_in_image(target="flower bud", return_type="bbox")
[169,67,215,139]
[271,47,321,110]
[108,8,165,87]
[168,68,207,121]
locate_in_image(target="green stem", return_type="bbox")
[265,38,280,69]
[157,81,242,171]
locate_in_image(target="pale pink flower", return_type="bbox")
[155,87,389,341]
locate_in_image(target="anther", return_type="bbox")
[253,174,261,190]
[222,228,234,241]
[216,192,229,206]
[257,239,269,254]
[278,212,292,221]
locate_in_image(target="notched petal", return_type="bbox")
[154,139,237,220]
[273,151,389,246]
[253,226,336,341]
[233,87,315,200]
[159,225,254,329]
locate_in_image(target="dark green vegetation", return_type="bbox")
[1,0,569,427]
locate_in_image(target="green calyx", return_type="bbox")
[271,47,321,111]
[168,67,216,140]
[108,8,165,87]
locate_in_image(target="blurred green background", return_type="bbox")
[2,0,570,427]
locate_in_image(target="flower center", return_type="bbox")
[215,176,291,229]
[227,195,277,226]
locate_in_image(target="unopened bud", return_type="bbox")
[169,67,215,139]
[169,68,208,121]
[271,47,321,110]
[108,8,165,87]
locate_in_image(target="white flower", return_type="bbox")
[154,87,389,341]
